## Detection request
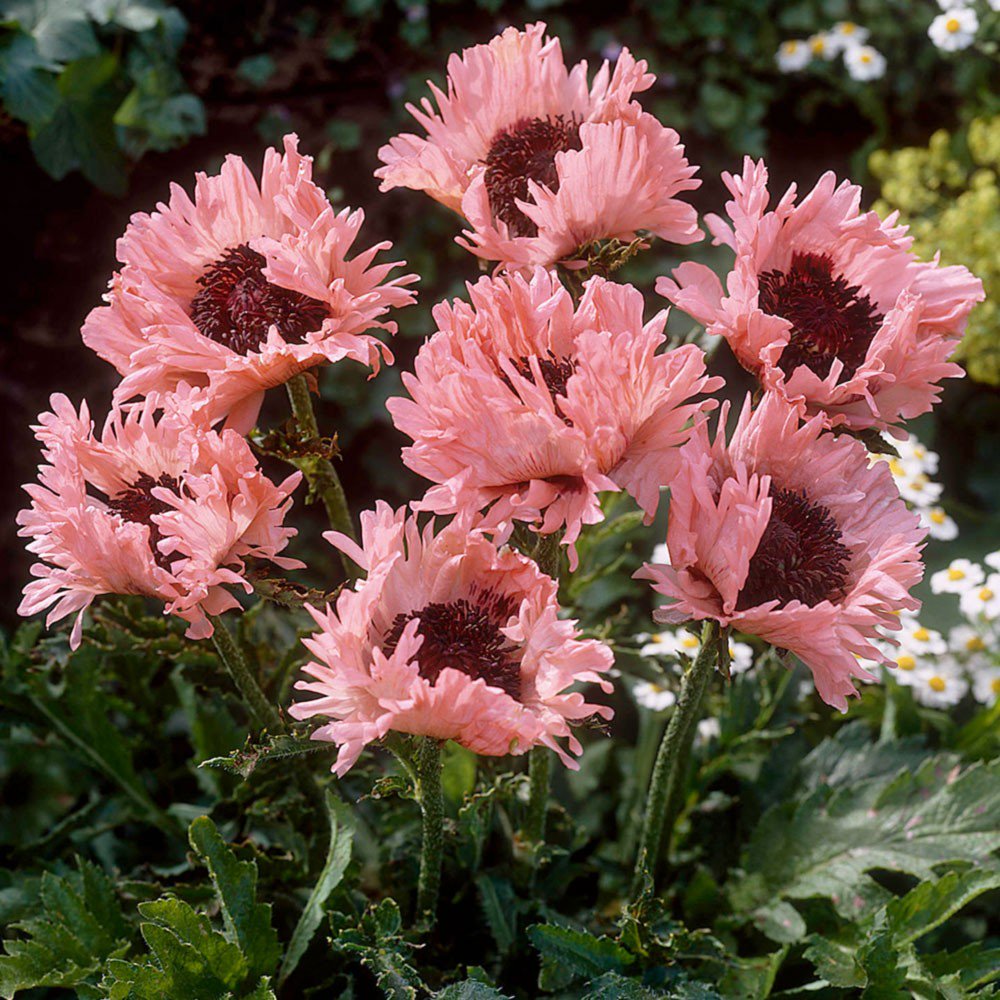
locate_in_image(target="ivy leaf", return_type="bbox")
[278,793,353,986]
[527,924,632,991]
[4,0,99,62]
[29,51,128,193]
[188,816,281,981]
[0,858,130,999]
[0,31,58,122]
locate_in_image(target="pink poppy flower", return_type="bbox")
[289,503,613,775]
[375,22,701,271]
[386,268,722,564]
[657,158,984,433]
[83,135,417,431]
[17,391,303,648]
[638,392,926,710]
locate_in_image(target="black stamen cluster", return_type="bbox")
[758,251,882,380]
[106,472,181,569]
[189,244,329,355]
[484,116,582,238]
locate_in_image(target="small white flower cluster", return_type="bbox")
[871,434,958,541]
[860,552,1000,708]
[776,21,886,81]
[928,0,998,52]
[632,625,755,713]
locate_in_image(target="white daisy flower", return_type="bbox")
[727,640,755,675]
[828,20,871,52]
[898,620,948,657]
[949,624,992,659]
[807,32,837,60]
[911,662,969,708]
[639,630,681,658]
[922,506,958,541]
[960,575,1000,621]
[695,716,721,745]
[971,666,1000,705]
[928,9,979,51]
[633,681,677,713]
[896,473,943,507]
[844,45,886,81]
[885,649,926,686]
[930,558,984,595]
[989,0,1000,11]
[773,42,800,72]
[985,551,1000,572]
[937,0,972,8]
[650,542,670,566]
[895,435,939,475]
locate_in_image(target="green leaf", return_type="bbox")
[732,743,1000,914]
[188,816,280,981]
[5,0,100,62]
[885,864,1000,945]
[527,924,632,991]
[921,942,1000,991]
[803,935,866,989]
[476,875,517,955]
[29,51,128,193]
[858,931,908,999]
[200,732,334,779]
[0,31,58,123]
[582,972,660,999]
[434,982,511,999]
[278,793,353,986]
[236,53,275,87]
[0,858,130,998]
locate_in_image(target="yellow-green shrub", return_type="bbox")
[870,117,999,385]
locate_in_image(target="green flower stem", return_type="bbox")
[414,737,445,926]
[208,614,333,836]
[209,614,285,736]
[631,619,719,899]
[285,374,359,579]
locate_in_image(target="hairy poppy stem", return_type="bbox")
[631,619,719,899]
[415,737,445,926]
[285,374,359,579]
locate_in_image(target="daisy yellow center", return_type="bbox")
[681,636,700,649]
[106,472,181,570]
[484,115,582,239]
[842,22,856,34]
[979,587,994,601]
[888,458,905,476]
[992,678,1000,694]
[860,52,872,64]
[810,37,826,54]
[931,510,947,525]
[758,252,883,381]
[913,627,931,642]
[896,654,916,670]
[383,591,522,699]
[189,244,329,355]
[928,675,947,693]
[737,486,851,611]
[946,17,960,32]
[948,567,966,581]
[966,636,985,651]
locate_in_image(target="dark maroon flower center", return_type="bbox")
[106,472,181,569]
[484,116,582,238]
[383,591,521,699]
[758,252,882,380]
[502,351,577,424]
[736,486,851,611]
[189,244,329,355]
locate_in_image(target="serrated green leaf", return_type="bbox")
[434,981,511,999]
[188,816,280,980]
[922,942,1000,991]
[200,732,333,779]
[803,934,865,989]
[858,931,908,999]
[278,793,353,986]
[582,971,660,999]
[476,875,516,955]
[0,858,129,999]
[733,746,1000,913]
[885,864,1000,945]
[527,924,631,991]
